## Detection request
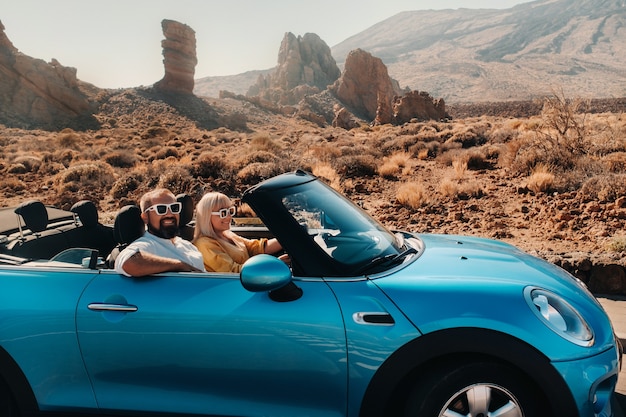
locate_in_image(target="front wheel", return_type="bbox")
[0,379,19,417]
[404,361,544,417]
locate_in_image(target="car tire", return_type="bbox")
[404,360,542,417]
[0,379,19,417]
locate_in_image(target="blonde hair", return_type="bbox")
[194,192,232,240]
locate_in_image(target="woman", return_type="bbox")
[193,192,287,272]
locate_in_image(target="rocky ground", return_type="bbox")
[1,90,625,293]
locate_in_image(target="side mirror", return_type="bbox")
[240,254,292,292]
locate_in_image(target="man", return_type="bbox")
[115,188,206,277]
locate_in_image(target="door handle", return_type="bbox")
[353,312,395,325]
[87,303,138,312]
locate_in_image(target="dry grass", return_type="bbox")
[397,182,430,208]
[526,164,555,194]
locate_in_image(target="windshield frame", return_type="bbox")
[242,171,404,277]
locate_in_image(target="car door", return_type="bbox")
[76,270,347,417]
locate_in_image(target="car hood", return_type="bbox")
[373,233,616,359]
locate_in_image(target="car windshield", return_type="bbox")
[280,179,403,269]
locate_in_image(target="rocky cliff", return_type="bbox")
[0,20,98,130]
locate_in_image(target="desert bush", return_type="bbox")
[0,177,27,193]
[579,174,626,203]
[312,163,342,191]
[57,129,81,149]
[306,144,342,162]
[111,173,143,199]
[606,236,626,253]
[526,164,555,194]
[104,151,136,168]
[12,156,42,173]
[55,161,115,187]
[334,155,377,179]
[397,182,430,209]
[157,165,193,194]
[250,133,282,153]
[154,146,179,160]
[235,150,278,168]
[438,177,459,198]
[604,152,626,173]
[237,162,283,184]
[190,152,227,179]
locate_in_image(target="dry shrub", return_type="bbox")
[250,133,282,153]
[154,146,179,160]
[526,164,555,194]
[579,174,626,203]
[104,151,136,168]
[334,155,377,179]
[57,129,81,149]
[237,162,283,184]
[457,181,485,200]
[235,150,278,168]
[0,177,27,193]
[307,144,342,162]
[55,161,114,185]
[606,236,626,253]
[110,173,143,200]
[604,152,626,173]
[312,163,342,191]
[11,156,42,173]
[158,165,193,194]
[452,158,468,179]
[190,152,227,179]
[378,152,412,179]
[397,182,430,208]
[438,177,459,198]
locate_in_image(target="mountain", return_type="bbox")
[195,0,626,103]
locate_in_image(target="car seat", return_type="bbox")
[106,205,145,268]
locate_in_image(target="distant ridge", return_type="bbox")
[196,0,626,103]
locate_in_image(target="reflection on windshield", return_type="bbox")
[281,180,401,267]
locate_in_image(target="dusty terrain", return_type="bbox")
[1,89,625,290]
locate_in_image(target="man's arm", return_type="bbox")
[120,251,203,277]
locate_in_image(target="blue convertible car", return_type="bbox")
[0,170,622,417]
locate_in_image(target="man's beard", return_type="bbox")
[148,218,179,239]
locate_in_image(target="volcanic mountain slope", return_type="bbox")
[332,0,626,102]
[197,0,626,103]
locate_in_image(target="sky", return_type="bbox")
[2,0,533,89]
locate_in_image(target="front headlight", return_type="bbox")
[524,287,594,347]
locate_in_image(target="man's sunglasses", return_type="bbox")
[211,206,236,218]
[143,202,182,215]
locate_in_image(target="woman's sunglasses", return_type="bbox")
[143,202,182,215]
[211,206,236,218]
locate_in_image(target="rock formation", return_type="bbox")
[329,49,402,122]
[247,32,341,105]
[0,20,97,130]
[329,49,448,126]
[154,19,197,95]
[392,90,447,124]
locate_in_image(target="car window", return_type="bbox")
[281,182,400,267]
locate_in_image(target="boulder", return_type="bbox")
[154,19,197,95]
[0,20,97,130]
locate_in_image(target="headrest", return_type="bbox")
[113,205,145,244]
[15,200,48,233]
[176,193,194,225]
[70,200,99,227]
